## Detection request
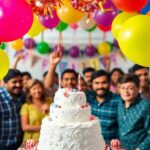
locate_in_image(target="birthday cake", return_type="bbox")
[38,88,105,150]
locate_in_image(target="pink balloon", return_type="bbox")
[0,0,33,42]
[70,23,78,30]
[38,11,60,29]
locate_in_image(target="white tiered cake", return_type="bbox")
[38,88,105,150]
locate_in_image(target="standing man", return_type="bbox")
[0,69,25,150]
[118,74,150,150]
[130,64,150,101]
[86,70,119,144]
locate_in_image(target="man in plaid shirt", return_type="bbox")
[86,70,119,145]
[0,69,25,150]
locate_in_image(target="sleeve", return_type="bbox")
[20,103,29,116]
[138,104,150,150]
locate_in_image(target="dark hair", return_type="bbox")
[82,67,95,75]
[129,64,149,73]
[61,69,78,79]
[118,74,140,87]
[42,71,48,78]
[91,69,110,82]
[22,71,32,79]
[109,68,124,77]
[3,69,22,83]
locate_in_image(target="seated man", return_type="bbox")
[118,74,150,150]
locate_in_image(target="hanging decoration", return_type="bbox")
[26,0,62,16]
[70,0,109,15]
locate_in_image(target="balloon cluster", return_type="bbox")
[26,0,62,15]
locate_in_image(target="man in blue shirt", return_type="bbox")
[118,74,150,150]
[0,69,25,150]
[86,70,119,144]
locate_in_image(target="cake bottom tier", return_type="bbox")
[38,117,105,150]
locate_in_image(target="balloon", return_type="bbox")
[93,0,119,27]
[141,1,150,14]
[112,0,148,12]
[113,39,120,48]
[98,24,111,32]
[61,0,71,6]
[24,38,36,49]
[0,43,6,49]
[118,15,150,67]
[56,4,84,24]
[28,15,45,37]
[55,21,68,32]
[0,49,10,80]
[38,11,60,29]
[97,42,112,55]
[78,13,96,30]
[36,42,50,54]
[86,25,97,32]
[11,39,24,51]
[69,46,80,58]
[84,45,97,57]
[70,23,78,30]
[0,0,33,42]
[112,12,137,39]
[53,44,65,54]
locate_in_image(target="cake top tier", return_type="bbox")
[54,88,87,108]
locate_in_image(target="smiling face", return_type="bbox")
[119,82,139,102]
[5,75,22,97]
[92,75,109,98]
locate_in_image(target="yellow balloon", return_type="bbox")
[61,0,71,6]
[112,12,137,40]
[0,49,9,80]
[118,15,150,67]
[11,39,24,51]
[56,4,84,24]
[98,42,111,56]
[28,15,45,37]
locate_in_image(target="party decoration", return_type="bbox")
[26,0,62,15]
[0,43,6,50]
[112,0,148,12]
[69,46,80,58]
[118,15,150,67]
[56,4,84,24]
[55,21,68,32]
[98,41,112,55]
[24,38,36,49]
[86,25,97,32]
[84,45,97,57]
[53,44,65,54]
[0,0,33,42]
[98,24,111,32]
[11,39,24,51]
[0,49,10,80]
[28,15,45,37]
[141,1,150,14]
[36,41,50,54]
[70,0,106,15]
[78,13,96,30]
[93,0,119,28]
[112,12,137,40]
[38,11,60,29]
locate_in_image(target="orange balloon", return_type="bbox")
[11,39,24,51]
[56,4,84,24]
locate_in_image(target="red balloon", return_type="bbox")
[112,0,148,12]
[98,24,111,32]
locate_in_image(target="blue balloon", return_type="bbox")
[141,1,150,14]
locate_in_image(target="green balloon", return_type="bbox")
[0,43,6,49]
[107,41,113,51]
[55,21,68,32]
[86,25,97,32]
[36,41,50,54]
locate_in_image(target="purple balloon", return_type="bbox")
[69,46,80,58]
[38,11,60,29]
[113,39,120,48]
[24,38,36,49]
[93,0,119,27]
[85,45,96,57]
[53,44,65,54]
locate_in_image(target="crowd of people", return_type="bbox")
[0,50,150,150]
